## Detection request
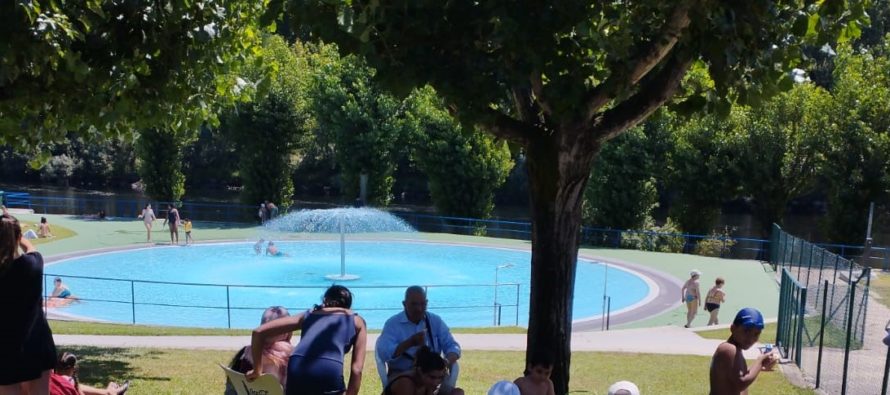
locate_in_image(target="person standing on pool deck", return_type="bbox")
[377,285,462,388]
[682,269,702,328]
[137,204,156,243]
[163,204,180,245]
[0,213,57,394]
[705,277,727,326]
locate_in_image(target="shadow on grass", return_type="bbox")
[60,346,170,384]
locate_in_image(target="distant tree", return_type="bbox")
[228,92,303,207]
[226,36,308,207]
[306,45,402,205]
[1,1,267,152]
[281,1,868,390]
[406,87,513,218]
[39,154,77,187]
[668,111,742,235]
[820,47,890,243]
[582,112,673,229]
[731,83,831,237]
[182,126,239,190]
[135,128,189,202]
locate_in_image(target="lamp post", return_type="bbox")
[494,263,514,325]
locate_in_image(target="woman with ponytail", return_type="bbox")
[247,285,367,395]
[0,214,56,395]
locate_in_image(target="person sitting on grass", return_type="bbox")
[231,306,293,389]
[709,307,778,395]
[38,217,53,238]
[513,351,554,395]
[265,241,289,257]
[384,346,465,395]
[50,352,130,395]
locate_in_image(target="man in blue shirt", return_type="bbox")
[376,285,462,387]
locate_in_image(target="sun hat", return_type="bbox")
[690,269,701,277]
[608,380,641,395]
[733,307,765,329]
[487,380,520,395]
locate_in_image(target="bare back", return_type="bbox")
[709,342,749,395]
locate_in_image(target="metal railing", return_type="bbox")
[43,273,521,329]
[772,224,878,395]
[8,190,890,264]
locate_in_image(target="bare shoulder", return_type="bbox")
[354,313,367,329]
[712,342,738,364]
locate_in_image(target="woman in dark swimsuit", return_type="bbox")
[384,347,465,395]
[0,214,57,394]
[246,285,367,395]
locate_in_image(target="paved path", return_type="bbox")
[53,325,764,359]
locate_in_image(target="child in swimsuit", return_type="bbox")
[514,351,555,395]
[183,218,193,245]
[681,270,701,328]
[705,277,726,325]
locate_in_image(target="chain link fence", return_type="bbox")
[772,224,886,395]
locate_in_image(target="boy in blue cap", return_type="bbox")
[709,307,777,394]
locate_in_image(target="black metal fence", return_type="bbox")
[43,273,521,329]
[772,224,881,395]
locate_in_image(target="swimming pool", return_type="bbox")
[46,241,652,329]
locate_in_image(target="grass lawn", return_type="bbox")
[870,271,890,304]
[49,320,526,336]
[21,220,76,244]
[61,347,810,394]
[696,322,778,344]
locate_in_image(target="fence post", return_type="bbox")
[606,296,611,330]
[795,287,807,366]
[43,275,48,316]
[841,277,860,395]
[858,268,871,349]
[497,304,502,326]
[816,280,829,388]
[226,285,232,329]
[777,271,786,353]
[882,345,890,395]
[131,280,136,325]
[516,284,520,326]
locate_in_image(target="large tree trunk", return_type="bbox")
[525,130,600,394]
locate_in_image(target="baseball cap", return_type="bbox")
[733,307,765,329]
[608,380,640,395]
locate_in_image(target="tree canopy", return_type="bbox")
[279,1,869,392]
[0,0,267,152]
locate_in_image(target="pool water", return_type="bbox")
[45,241,650,329]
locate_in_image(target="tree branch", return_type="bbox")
[580,0,695,123]
[479,108,539,145]
[591,51,693,141]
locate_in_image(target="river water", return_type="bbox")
[1,183,883,245]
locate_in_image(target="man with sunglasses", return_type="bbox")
[377,285,462,388]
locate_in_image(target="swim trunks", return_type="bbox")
[705,303,720,312]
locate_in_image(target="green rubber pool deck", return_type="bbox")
[19,212,779,330]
